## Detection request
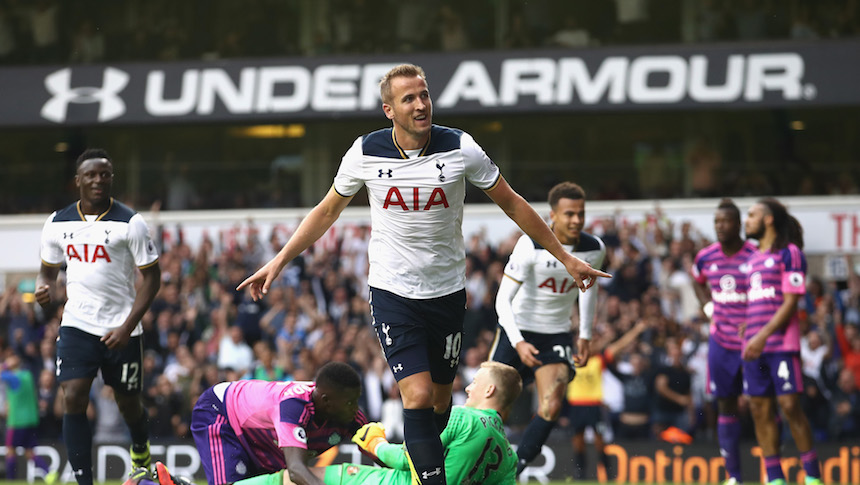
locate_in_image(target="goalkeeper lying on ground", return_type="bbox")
[192,361,521,485]
[329,361,521,485]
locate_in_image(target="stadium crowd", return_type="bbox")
[2,208,860,453]
[0,0,857,65]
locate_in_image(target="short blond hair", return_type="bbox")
[379,64,427,104]
[481,361,523,410]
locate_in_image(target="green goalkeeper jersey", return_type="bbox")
[324,406,517,485]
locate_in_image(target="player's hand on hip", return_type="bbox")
[101,329,130,350]
[237,259,285,301]
[34,284,51,308]
[515,341,543,367]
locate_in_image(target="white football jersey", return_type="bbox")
[40,198,159,336]
[334,125,500,299]
[501,232,606,336]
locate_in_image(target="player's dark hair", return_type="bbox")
[548,181,586,209]
[379,64,428,104]
[76,148,112,170]
[716,198,741,223]
[759,197,804,250]
[316,361,361,390]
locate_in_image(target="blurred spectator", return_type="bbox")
[550,14,591,47]
[27,0,59,63]
[652,338,693,435]
[609,350,655,439]
[68,19,105,63]
[217,325,254,375]
[829,368,860,440]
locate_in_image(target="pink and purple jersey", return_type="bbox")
[744,243,806,353]
[224,380,366,471]
[692,241,758,351]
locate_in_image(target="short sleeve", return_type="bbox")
[461,132,501,190]
[127,214,159,268]
[691,251,706,284]
[275,398,309,449]
[332,137,365,197]
[781,244,806,295]
[40,212,63,266]
[503,235,533,284]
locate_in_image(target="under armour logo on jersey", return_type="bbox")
[379,169,393,178]
[104,230,111,244]
[381,324,393,345]
[436,162,446,182]
[422,468,442,479]
[42,67,130,123]
[392,363,403,373]
[63,232,74,239]
[547,260,557,268]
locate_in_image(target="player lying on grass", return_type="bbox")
[154,362,522,485]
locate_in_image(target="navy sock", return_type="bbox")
[127,409,150,449]
[574,451,587,479]
[517,416,555,464]
[801,450,820,479]
[718,414,742,480]
[404,408,446,485]
[433,399,452,434]
[6,454,16,479]
[64,413,93,485]
[765,455,784,482]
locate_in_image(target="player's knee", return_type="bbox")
[777,395,801,417]
[401,387,434,409]
[538,396,563,421]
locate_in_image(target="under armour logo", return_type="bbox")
[55,357,62,376]
[422,468,442,479]
[42,67,129,123]
[381,324,393,346]
[74,469,84,477]
[547,261,557,268]
[379,169,393,178]
[63,232,74,239]
[392,363,403,373]
[436,162,445,182]
[104,229,111,244]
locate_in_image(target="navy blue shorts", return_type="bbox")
[707,336,743,399]
[565,404,609,435]
[489,327,576,386]
[191,385,259,485]
[743,351,804,397]
[5,426,38,450]
[369,287,466,384]
[56,326,143,394]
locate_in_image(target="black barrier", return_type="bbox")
[1,40,859,127]
[3,438,860,483]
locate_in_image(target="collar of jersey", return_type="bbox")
[391,128,431,159]
[76,197,114,221]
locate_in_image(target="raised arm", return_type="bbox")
[484,177,610,291]
[238,187,353,299]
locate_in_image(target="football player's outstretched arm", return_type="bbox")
[484,177,610,291]
[238,187,353,300]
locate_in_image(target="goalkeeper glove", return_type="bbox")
[352,422,388,465]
